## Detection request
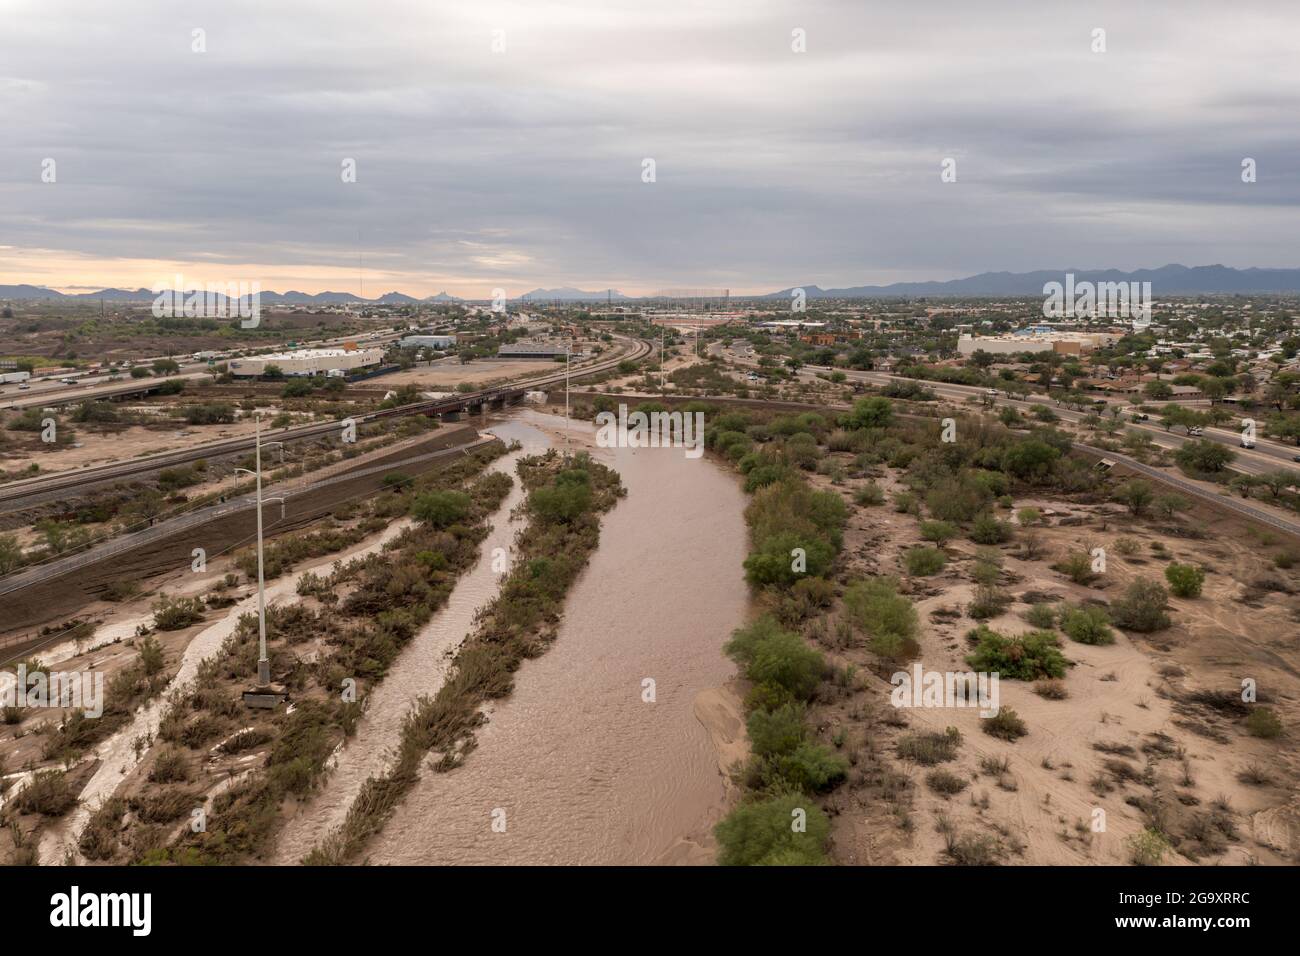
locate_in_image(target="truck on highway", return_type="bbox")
[0,371,31,385]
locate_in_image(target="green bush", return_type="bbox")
[1246,707,1283,739]
[152,594,206,631]
[725,617,826,701]
[1023,603,1057,629]
[969,513,1012,545]
[966,626,1067,680]
[411,489,472,528]
[714,792,831,866]
[919,520,958,545]
[983,707,1028,741]
[854,482,885,506]
[1059,605,1114,645]
[1110,578,1171,632]
[843,578,918,659]
[1164,562,1205,598]
[904,546,947,576]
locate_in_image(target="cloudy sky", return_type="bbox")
[1,0,1298,297]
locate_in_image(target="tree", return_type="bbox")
[1258,469,1298,499]
[1143,380,1173,400]
[1111,578,1171,632]
[846,396,893,430]
[1000,439,1060,483]
[1113,479,1155,516]
[1175,439,1234,475]
[1164,562,1205,598]
[0,532,23,574]
[713,792,830,866]
[411,489,471,528]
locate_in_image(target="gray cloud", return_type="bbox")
[1,0,1298,295]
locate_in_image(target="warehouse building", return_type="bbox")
[228,347,384,377]
[398,334,457,349]
[496,341,574,359]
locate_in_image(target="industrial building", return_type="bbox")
[398,334,457,350]
[228,347,384,377]
[496,341,574,359]
[957,331,1121,356]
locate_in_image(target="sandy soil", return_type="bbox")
[803,457,1300,866]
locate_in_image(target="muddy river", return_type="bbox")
[282,410,751,865]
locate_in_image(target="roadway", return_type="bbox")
[0,334,651,511]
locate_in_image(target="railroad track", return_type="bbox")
[0,336,651,511]
[0,435,501,601]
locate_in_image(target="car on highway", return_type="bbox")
[1293,454,1300,463]
[17,383,30,390]
[1241,438,1256,449]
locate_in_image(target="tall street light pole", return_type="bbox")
[234,417,283,688]
[564,333,571,457]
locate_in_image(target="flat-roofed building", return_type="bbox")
[398,334,457,349]
[229,347,384,377]
[496,341,574,359]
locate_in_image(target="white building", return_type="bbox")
[229,347,383,377]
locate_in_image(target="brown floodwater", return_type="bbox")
[364,409,751,865]
[273,423,542,864]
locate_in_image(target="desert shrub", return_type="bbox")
[148,748,192,783]
[1059,605,1114,645]
[1164,562,1205,598]
[714,792,831,866]
[1246,707,1283,739]
[1128,827,1172,866]
[152,594,206,630]
[13,769,76,816]
[966,626,1067,680]
[904,546,947,577]
[1023,603,1057,629]
[842,577,919,659]
[919,520,958,545]
[138,634,166,675]
[411,489,472,528]
[1055,551,1096,584]
[854,482,885,506]
[983,707,1028,741]
[1110,578,1171,632]
[1034,679,1068,700]
[896,727,962,765]
[926,769,968,795]
[725,617,826,702]
[969,513,1012,545]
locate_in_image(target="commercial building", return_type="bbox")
[496,341,574,359]
[957,331,1121,357]
[228,347,384,377]
[398,334,457,350]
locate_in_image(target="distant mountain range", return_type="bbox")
[760,264,1300,299]
[0,286,466,305]
[5,265,1300,304]
[520,287,628,301]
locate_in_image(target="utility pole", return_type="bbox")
[564,333,571,456]
[660,325,665,392]
[235,418,283,690]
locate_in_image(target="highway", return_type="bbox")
[0,334,650,511]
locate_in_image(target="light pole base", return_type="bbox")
[257,659,270,686]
